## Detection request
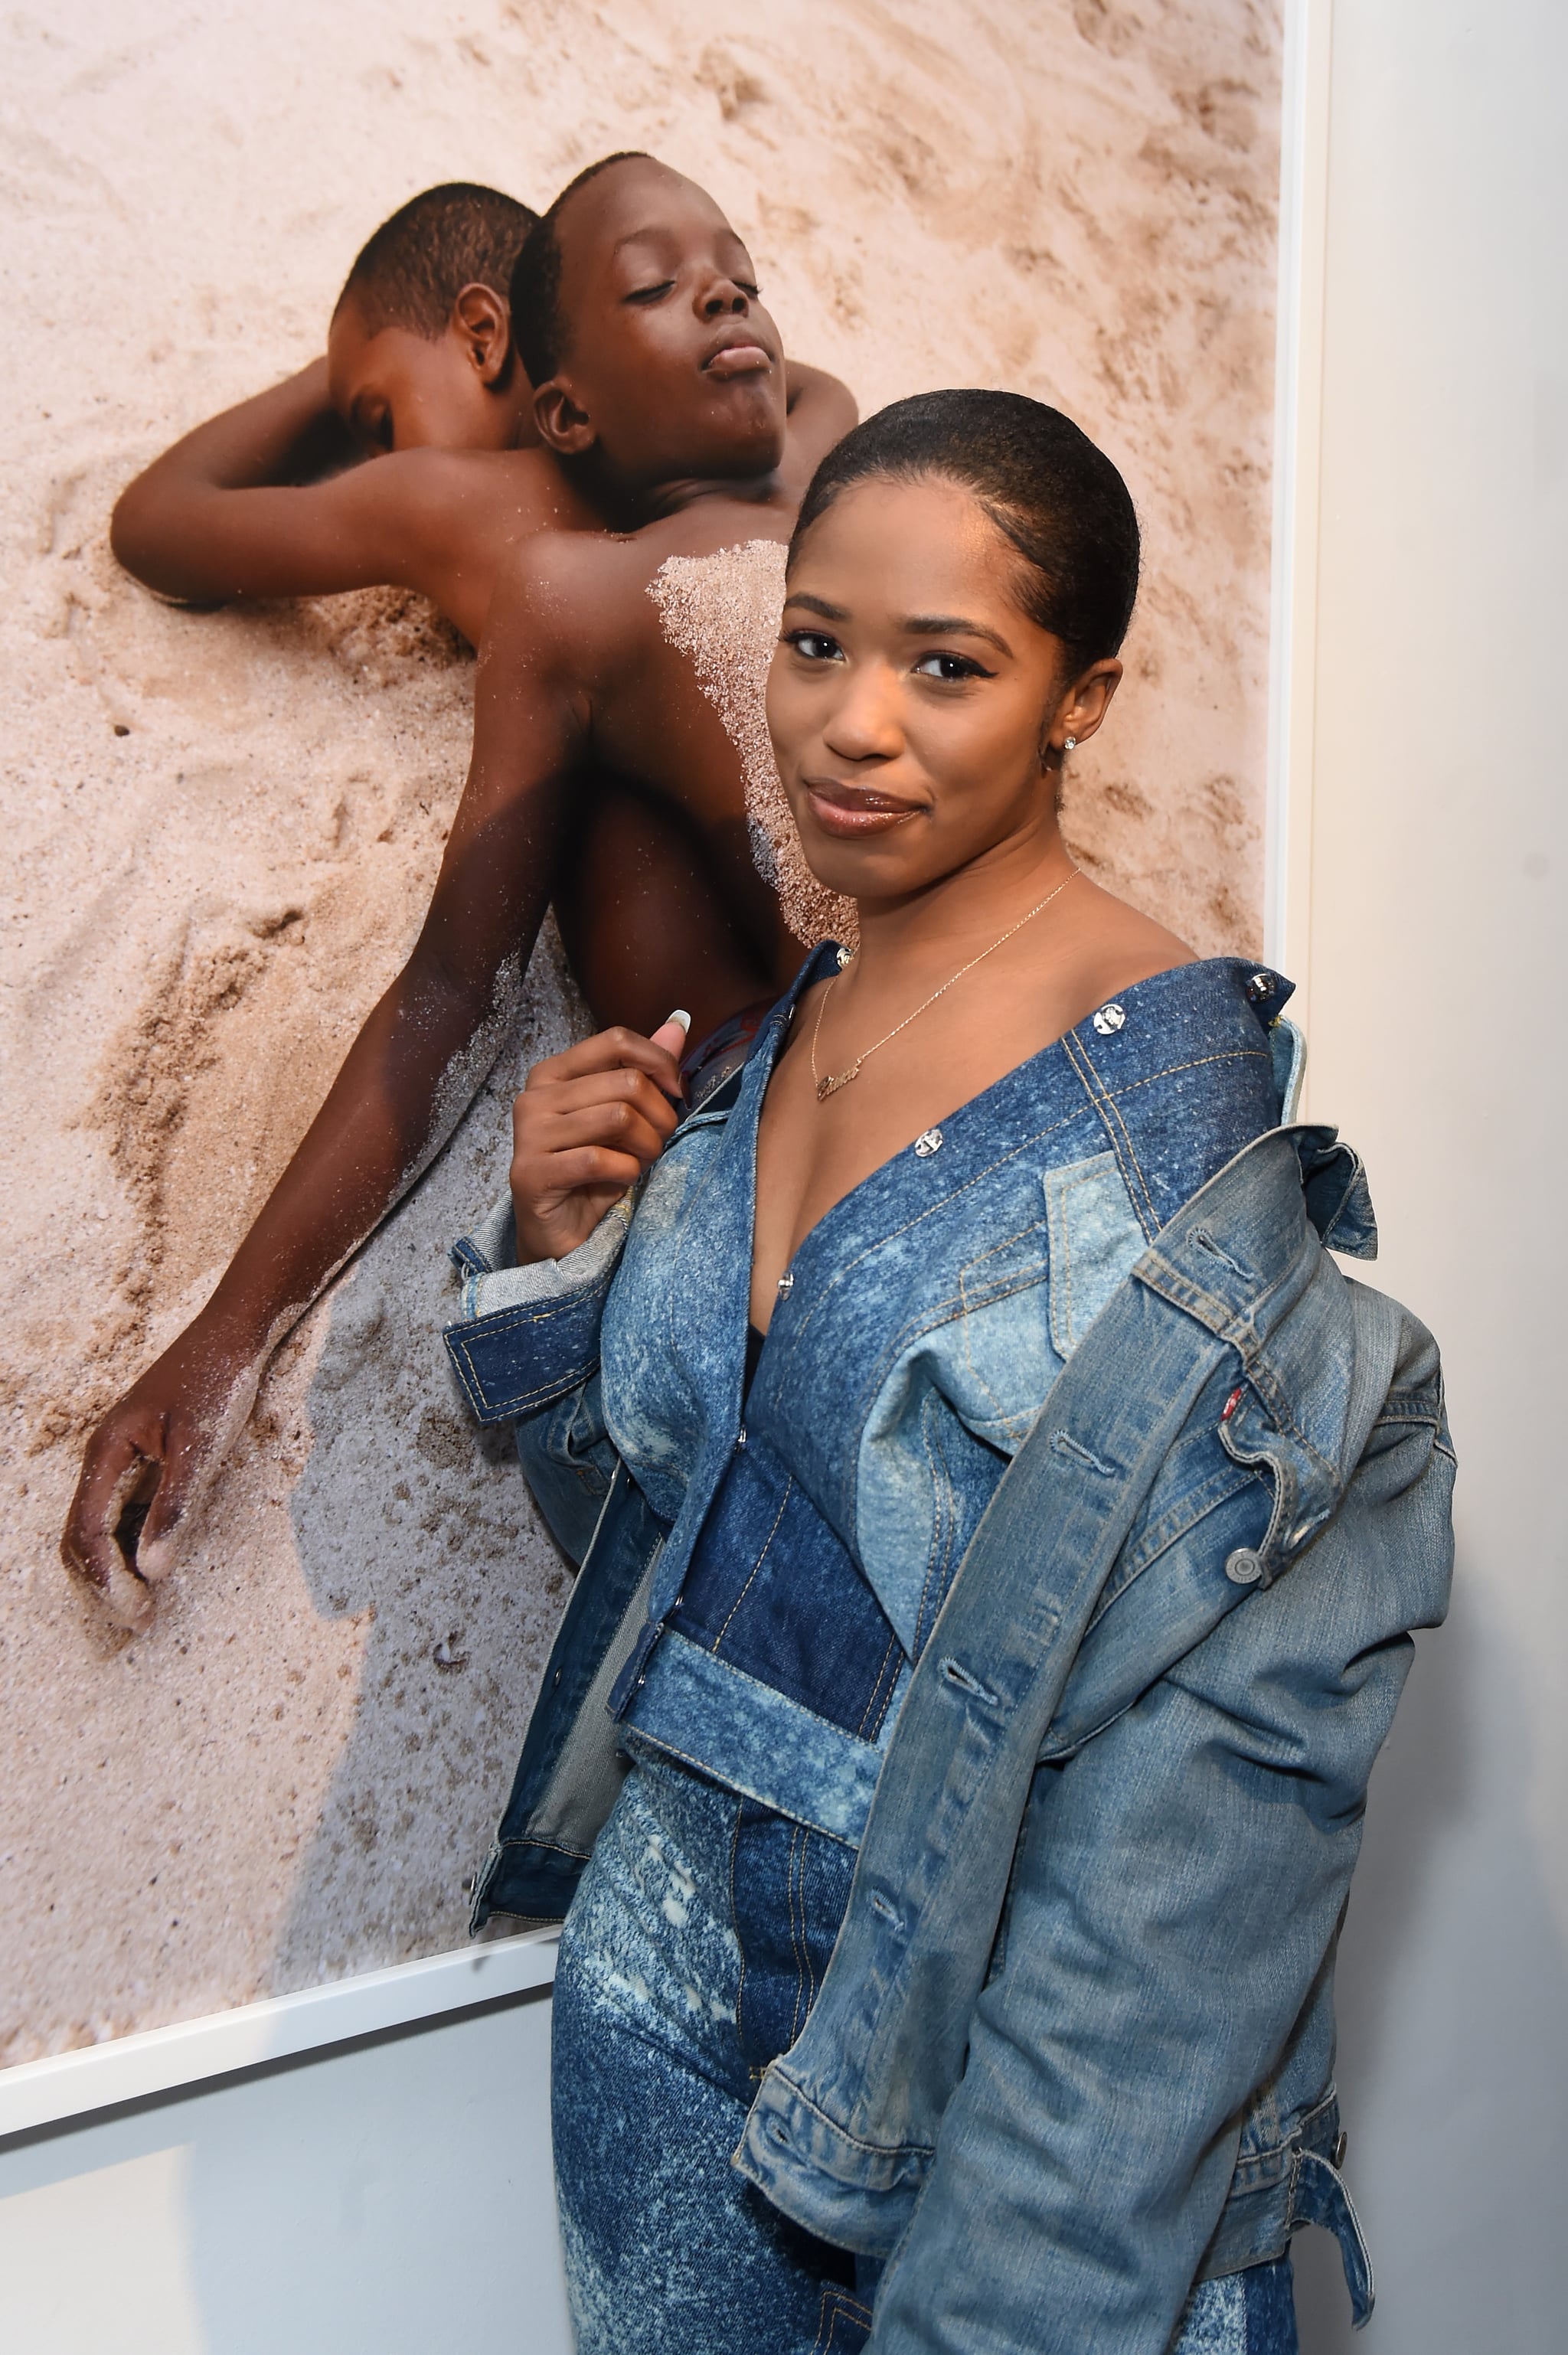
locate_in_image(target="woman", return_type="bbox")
[444,392,1453,2353]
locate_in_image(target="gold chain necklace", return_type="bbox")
[809,868,1080,1102]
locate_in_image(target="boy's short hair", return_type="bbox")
[339,183,540,340]
[508,152,653,387]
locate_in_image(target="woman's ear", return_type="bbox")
[532,379,598,458]
[451,282,511,387]
[1049,657,1123,758]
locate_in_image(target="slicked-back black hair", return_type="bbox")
[339,183,539,341]
[790,390,1141,666]
[508,151,655,387]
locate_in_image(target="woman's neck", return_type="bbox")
[844,817,1079,993]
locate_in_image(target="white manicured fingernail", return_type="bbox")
[666,1008,691,1034]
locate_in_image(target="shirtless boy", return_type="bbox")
[111,176,853,651]
[111,171,855,1037]
[67,154,855,1623]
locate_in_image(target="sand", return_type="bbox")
[0,0,1282,2061]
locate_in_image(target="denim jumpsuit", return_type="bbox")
[443,952,1437,2355]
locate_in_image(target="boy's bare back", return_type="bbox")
[489,496,828,983]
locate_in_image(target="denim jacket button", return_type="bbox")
[1246,970,1276,1004]
[913,1128,943,1158]
[1092,1001,1126,1035]
[1225,1547,1264,1585]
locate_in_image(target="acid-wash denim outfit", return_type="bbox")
[443,952,1455,2355]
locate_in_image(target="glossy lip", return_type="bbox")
[804,778,924,838]
[701,323,775,378]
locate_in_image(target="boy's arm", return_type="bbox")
[110,361,473,607]
[61,547,676,1626]
[781,361,859,493]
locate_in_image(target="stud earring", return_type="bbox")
[1063,736,1077,754]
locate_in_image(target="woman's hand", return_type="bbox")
[511,1014,689,1263]
[61,1312,269,1633]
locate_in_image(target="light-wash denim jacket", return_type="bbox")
[443,955,1455,2352]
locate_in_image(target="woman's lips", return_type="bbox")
[704,341,773,379]
[804,781,922,838]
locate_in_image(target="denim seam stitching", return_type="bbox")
[911,1393,959,1664]
[858,1628,905,1743]
[815,2290,875,2353]
[443,1337,599,1419]
[764,2065,936,2161]
[710,1471,795,1652]
[910,1397,948,1663]
[497,1833,593,1863]
[1063,1027,1161,1235]
[1096,1046,1272,1101]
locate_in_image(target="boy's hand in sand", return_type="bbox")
[61,1316,266,1634]
[511,1014,689,1263]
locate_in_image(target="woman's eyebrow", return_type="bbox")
[783,592,850,620]
[901,613,1014,655]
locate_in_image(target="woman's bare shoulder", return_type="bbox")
[1063,876,1198,1003]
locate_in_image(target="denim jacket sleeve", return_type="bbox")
[443,1188,634,1563]
[870,1409,1441,2353]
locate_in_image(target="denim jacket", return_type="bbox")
[444,962,1455,2351]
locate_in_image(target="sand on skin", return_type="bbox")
[0,0,1282,2061]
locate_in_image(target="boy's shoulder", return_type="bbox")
[359,442,590,532]
[485,496,792,660]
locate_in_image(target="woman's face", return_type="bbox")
[766,475,1119,905]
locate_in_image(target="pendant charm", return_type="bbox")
[815,1062,861,1101]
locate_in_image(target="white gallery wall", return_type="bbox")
[1281,2,1568,2349]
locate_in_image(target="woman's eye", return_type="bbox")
[785,630,844,664]
[737,279,761,297]
[625,279,676,305]
[912,651,988,682]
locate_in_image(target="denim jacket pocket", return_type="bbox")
[1044,1151,1146,1360]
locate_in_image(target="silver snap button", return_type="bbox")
[913,1128,943,1158]
[776,1270,794,1295]
[1225,1547,1264,1586]
[835,945,854,970]
[737,1426,747,1449]
[1092,1002,1126,1036]
[1245,970,1275,1004]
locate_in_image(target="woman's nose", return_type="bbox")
[823,667,903,760]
